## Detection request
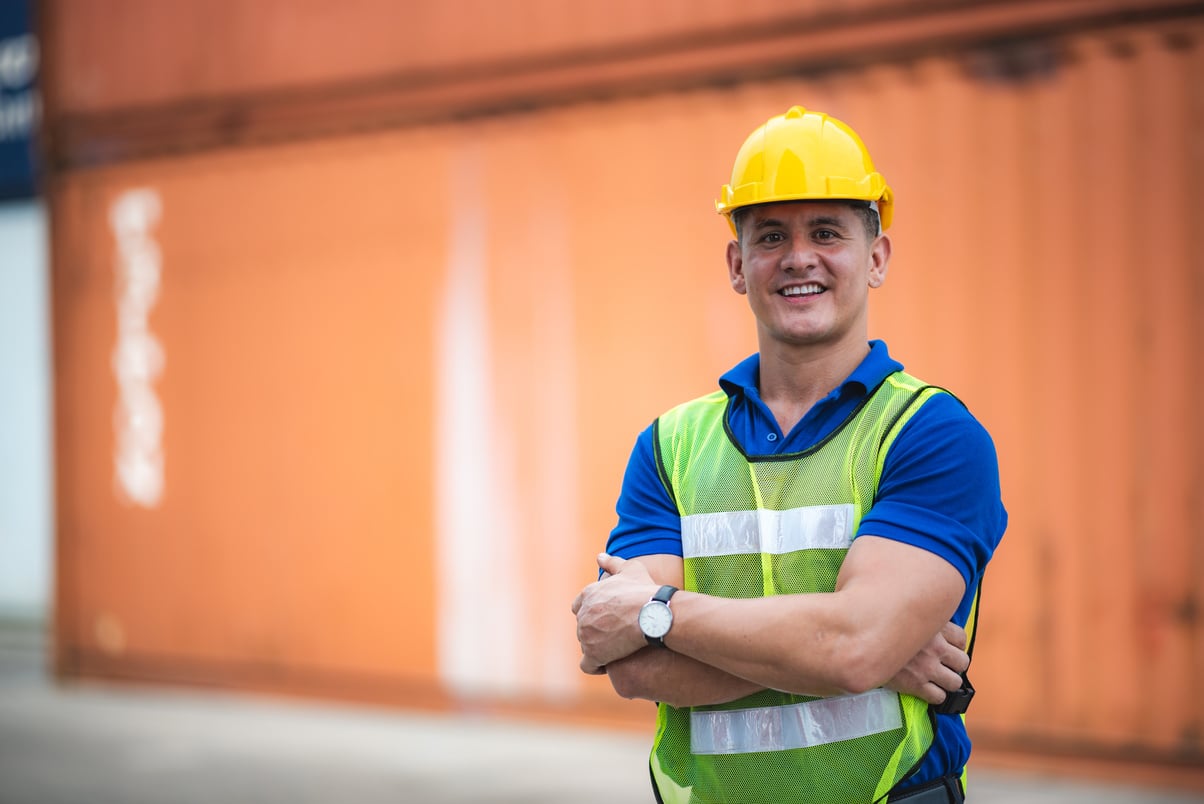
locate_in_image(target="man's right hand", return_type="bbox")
[885,621,970,705]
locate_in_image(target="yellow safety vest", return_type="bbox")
[650,371,945,804]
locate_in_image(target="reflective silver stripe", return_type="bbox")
[690,689,902,755]
[681,504,854,558]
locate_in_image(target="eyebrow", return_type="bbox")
[805,215,849,229]
[750,214,850,231]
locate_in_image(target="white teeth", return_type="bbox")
[781,285,823,296]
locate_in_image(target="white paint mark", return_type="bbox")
[434,147,523,697]
[110,188,164,508]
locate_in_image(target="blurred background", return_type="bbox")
[1,0,1202,800]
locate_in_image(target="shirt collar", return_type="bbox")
[718,340,904,399]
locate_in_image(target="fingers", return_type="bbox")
[940,621,967,651]
[889,626,970,702]
[916,682,947,706]
[579,656,607,675]
[927,638,968,682]
[935,622,970,674]
[933,663,964,693]
[573,556,654,675]
[912,663,963,703]
[596,553,626,574]
[941,643,970,675]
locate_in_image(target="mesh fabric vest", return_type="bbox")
[650,371,945,804]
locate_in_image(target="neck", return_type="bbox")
[757,338,870,435]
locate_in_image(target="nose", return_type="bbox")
[780,234,817,273]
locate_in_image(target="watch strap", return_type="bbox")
[652,585,678,604]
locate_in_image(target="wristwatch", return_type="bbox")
[638,585,678,648]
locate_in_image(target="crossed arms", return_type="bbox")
[571,535,969,708]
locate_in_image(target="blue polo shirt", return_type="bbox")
[605,339,1007,791]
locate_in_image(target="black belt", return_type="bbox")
[886,774,965,803]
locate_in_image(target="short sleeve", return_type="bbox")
[604,423,684,559]
[856,393,1007,620]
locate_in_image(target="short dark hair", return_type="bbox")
[732,201,880,244]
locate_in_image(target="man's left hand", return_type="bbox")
[885,621,970,704]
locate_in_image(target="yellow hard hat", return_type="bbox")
[716,105,893,234]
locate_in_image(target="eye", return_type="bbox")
[759,231,786,244]
[813,229,840,242]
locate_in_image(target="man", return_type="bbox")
[572,106,1007,803]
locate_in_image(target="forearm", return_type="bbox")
[663,539,965,696]
[606,646,763,708]
[576,539,965,697]
[663,590,866,697]
[576,558,874,695]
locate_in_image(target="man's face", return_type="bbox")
[726,201,890,355]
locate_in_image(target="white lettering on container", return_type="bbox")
[109,189,165,508]
[0,34,40,142]
[0,34,38,88]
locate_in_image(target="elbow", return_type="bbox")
[607,665,642,701]
[609,654,691,707]
[834,667,883,696]
[828,637,896,695]
[607,658,659,702]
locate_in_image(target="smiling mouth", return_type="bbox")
[780,284,825,298]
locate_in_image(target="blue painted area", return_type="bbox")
[0,0,40,201]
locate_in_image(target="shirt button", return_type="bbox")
[767,433,778,442]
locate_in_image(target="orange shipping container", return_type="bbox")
[44,0,1204,789]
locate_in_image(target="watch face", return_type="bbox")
[639,601,673,639]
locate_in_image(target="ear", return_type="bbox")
[726,240,747,295]
[867,233,891,289]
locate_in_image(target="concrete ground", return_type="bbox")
[1,623,1200,804]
